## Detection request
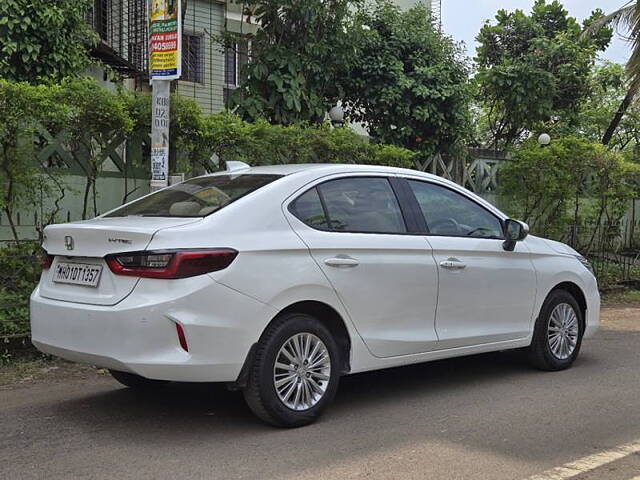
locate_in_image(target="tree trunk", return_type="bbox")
[2,205,19,242]
[602,89,636,145]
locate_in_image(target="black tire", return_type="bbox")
[528,289,584,371]
[243,312,341,427]
[109,369,169,389]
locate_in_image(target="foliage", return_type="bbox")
[53,78,133,219]
[499,137,640,240]
[0,242,41,337]
[554,62,640,153]
[124,92,212,174]
[474,0,612,148]
[583,2,640,144]
[341,1,471,159]
[226,0,360,125]
[0,80,71,241]
[0,0,97,84]
[198,112,415,170]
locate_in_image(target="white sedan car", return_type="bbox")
[31,163,599,427]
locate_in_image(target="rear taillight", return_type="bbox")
[105,249,238,279]
[40,250,54,270]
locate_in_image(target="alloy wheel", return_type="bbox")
[547,303,579,360]
[273,333,331,411]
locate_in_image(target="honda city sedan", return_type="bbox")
[31,162,600,427]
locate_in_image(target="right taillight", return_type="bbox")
[105,249,238,279]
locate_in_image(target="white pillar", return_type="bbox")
[150,80,170,191]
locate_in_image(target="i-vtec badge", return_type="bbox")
[64,235,74,251]
[108,238,133,245]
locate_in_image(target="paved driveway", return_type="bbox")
[1,307,639,480]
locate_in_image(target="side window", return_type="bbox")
[407,180,503,238]
[290,188,329,229]
[318,177,406,233]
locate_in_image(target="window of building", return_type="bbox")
[182,34,203,83]
[224,37,249,104]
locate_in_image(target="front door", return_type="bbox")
[286,175,439,358]
[404,178,537,349]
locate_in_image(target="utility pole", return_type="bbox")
[148,0,182,192]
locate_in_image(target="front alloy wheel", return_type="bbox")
[547,303,579,360]
[528,289,584,371]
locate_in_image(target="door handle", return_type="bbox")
[324,257,359,267]
[439,258,466,270]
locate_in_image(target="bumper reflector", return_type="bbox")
[175,323,189,352]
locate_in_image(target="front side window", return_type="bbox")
[407,180,503,238]
[291,177,406,234]
[106,174,282,218]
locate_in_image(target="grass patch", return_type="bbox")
[0,356,103,388]
[601,289,640,307]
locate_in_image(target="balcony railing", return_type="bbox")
[86,0,148,77]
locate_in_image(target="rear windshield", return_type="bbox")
[106,174,282,218]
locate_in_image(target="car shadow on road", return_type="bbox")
[42,337,638,477]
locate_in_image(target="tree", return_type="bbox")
[555,62,640,152]
[584,2,640,145]
[475,0,612,148]
[341,1,471,158]
[0,81,70,240]
[499,136,640,243]
[54,79,133,219]
[0,0,97,84]
[226,0,360,125]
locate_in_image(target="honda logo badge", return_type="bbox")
[64,236,74,251]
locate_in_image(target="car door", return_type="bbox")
[403,178,537,349]
[286,175,439,358]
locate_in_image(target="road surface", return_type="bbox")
[1,307,639,480]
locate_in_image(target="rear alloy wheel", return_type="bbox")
[243,313,340,427]
[109,370,169,390]
[528,290,584,371]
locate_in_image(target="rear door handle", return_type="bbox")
[324,257,359,267]
[439,258,466,270]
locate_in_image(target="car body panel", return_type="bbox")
[30,163,600,383]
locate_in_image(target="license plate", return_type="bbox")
[53,262,103,287]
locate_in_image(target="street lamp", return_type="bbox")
[538,133,551,146]
[328,105,345,128]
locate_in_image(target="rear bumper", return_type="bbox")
[30,275,277,382]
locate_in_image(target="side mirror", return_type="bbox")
[503,219,529,251]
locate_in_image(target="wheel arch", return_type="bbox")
[276,300,352,375]
[545,281,587,327]
[231,300,352,390]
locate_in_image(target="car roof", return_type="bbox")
[206,163,433,177]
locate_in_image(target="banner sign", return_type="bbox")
[149,0,182,80]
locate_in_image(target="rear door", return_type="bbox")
[403,178,537,348]
[286,175,439,358]
[40,217,200,305]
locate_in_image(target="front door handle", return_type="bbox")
[324,257,359,267]
[439,258,466,270]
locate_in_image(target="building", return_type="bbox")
[86,0,251,114]
[86,1,438,114]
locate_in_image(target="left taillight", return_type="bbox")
[40,250,54,270]
[105,249,238,279]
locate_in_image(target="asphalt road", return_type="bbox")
[1,308,639,480]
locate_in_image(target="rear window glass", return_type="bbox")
[290,187,329,229]
[106,174,282,217]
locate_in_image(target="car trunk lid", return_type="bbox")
[39,216,201,305]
